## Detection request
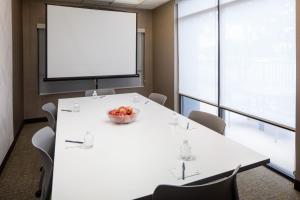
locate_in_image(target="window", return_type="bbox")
[225,111,295,176]
[178,0,296,177]
[178,0,218,104]
[220,0,296,128]
[181,96,218,117]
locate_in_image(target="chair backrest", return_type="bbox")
[85,89,116,97]
[148,93,167,106]
[153,165,241,200]
[188,110,226,135]
[42,102,57,131]
[32,126,55,200]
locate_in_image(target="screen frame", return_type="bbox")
[45,3,139,81]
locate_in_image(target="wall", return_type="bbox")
[0,0,14,165]
[22,0,153,119]
[153,0,175,109]
[12,0,24,135]
[295,0,300,186]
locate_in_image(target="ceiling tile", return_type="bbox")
[114,0,144,4]
[137,0,170,9]
[83,0,113,5]
[58,0,170,9]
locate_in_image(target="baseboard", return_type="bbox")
[265,164,294,182]
[24,117,48,124]
[295,180,300,191]
[0,121,24,176]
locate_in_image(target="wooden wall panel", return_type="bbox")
[153,1,175,109]
[12,0,24,135]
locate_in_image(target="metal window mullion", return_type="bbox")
[217,0,221,118]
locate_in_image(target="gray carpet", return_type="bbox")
[0,123,299,200]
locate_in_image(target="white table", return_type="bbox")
[51,93,269,200]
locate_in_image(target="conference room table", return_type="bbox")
[51,93,269,200]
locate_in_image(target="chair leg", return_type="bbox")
[45,173,53,200]
[35,189,41,198]
[36,168,45,198]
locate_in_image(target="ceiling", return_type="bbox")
[53,0,171,9]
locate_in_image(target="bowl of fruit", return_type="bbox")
[108,106,139,124]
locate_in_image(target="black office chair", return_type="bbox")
[152,165,241,200]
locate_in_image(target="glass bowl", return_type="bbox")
[108,107,139,124]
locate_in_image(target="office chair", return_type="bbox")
[188,110,226,135]
[153,165,241,200]
[85,88,116,96]
[32,126,55,200]
[148,93,167,106]
[42,102,57,131]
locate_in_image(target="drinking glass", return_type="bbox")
[133,95,139,103]
[83,131,94,148]
[171,112,179,125]
[73,103,80,112]
[180,140,192,161]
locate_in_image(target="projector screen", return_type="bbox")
[46,5,137,80]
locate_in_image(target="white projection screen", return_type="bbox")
[46,5,137,79]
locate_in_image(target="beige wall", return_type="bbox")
[0,0,14,164]
[12,0,24,135]
[22,0,153,119]
[153,0,175,109]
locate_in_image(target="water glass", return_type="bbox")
[92,90,98,99]
[83,131,94,148]
[171,112,179,125]
[73,103,80,112]
[180,140,192,161]
[133,95,139,103]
